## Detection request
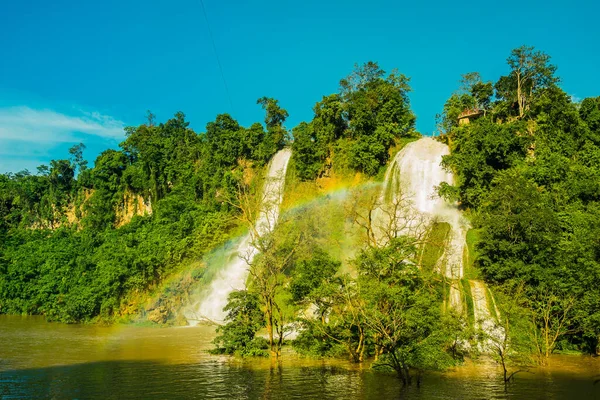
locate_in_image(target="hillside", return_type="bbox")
[1,47,600,381]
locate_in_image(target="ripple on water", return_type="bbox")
[1,316,599,399]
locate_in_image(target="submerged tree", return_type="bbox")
[294,237,457,384]
[211,290,268,356]
[357,239,456,385]
[483,284,534,384]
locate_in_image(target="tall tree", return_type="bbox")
[339,62,416,174]
[496,46,559,118]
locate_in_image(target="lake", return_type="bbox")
[1,315,599,399]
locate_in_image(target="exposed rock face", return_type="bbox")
[115,191,152,227]
[29,189,151,230]
[29,189,93,230]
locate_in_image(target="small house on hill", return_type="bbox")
[458,108,483,125]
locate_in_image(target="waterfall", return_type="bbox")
[378,138,468,280]
[470,281,492,327]
[186,148,292,325]
[470,280,504,351]
[382,138,452,215]
[379,137,502,346]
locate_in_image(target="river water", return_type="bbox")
[1,315,599,399]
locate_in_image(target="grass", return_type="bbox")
[485,285,499,321]
[420,222,451,273]
[461,278,475,327]
[463,228,482,279]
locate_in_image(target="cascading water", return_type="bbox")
[470,280,504,351]
[379,137,502,345]
[381,138,452,215]
[378,138,468,280]
[470,281,492,327]
[186,148,292,325]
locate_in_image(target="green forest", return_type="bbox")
[1,46,600,385]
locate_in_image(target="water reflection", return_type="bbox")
[3,359,600,400]
[1,316,599,399]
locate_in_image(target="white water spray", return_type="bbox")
[470,280,504,351]
[379,137,502,345]
[187,148,292,325]
[378,138,468,280]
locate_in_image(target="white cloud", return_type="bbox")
[0,106,126,173]
[0,106,125,143]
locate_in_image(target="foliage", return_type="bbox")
[439,45,600,356]
[0,102,286,322]
[290,122,323,181]
[484,284,535,382]
[292,239,458,384]
[211,290,268,357]
[437,72,493,132]
[2,48,599,374]
[289,248,340,303]
[355,239,457,384]
[292,62,416,179]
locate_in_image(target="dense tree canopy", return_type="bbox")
[439,46,600,355]
[1,49,599,375]
[293,62,417,179]
[0,101,284,322]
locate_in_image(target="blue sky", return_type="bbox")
[1,0,598,173]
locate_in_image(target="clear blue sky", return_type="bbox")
[1,0,598,172]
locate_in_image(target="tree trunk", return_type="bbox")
[403,366,412,386]
[354,329,365,363]
[266,298,275,355]
[277,330,284,357]
[517,71,524,118]
[544,317,550,359]
[397,370,407,386]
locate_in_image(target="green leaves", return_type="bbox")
[292,62,416,179]
[442,118,530,209]
[0,106,290,323]
[292,238,458,381]
[441,47,600,355]
[291,122,322,181]
[342,64,416,174]
[212,290,268,357]
[289,249,339,303]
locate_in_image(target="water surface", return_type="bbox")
[1,315,599,399]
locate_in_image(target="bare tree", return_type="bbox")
[345,185,427,249]
[530,291,577,362]
[484,284,533,386]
